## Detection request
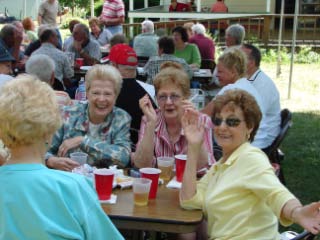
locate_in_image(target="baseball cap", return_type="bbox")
[0,44,15,62]
[108,44,138,67]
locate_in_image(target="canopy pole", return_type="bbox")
[276,0,285,77]
[266,0,271,12]
[129,0,134,38]
[196,0,201,12]
[288,0,299,99]
[24,0,27,18]
[90,0,94,17]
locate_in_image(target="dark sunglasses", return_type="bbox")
[212,117,243,127]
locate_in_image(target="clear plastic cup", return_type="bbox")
[157,157,174,181]
[94,169,114,200]
[65,52,75,67]
[133,178,152,206]
[139,168,161,199]
[70,152,88,165]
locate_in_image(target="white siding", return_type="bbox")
[163,0,276,13]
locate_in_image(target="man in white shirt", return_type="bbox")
[241,43,281,153]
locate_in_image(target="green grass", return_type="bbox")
[262,62,320,235]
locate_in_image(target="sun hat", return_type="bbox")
[0,44,15,62]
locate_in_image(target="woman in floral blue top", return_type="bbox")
[46,65,131,171]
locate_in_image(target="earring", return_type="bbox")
[246,132,250,140]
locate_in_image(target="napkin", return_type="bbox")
[166,177,182,189]
[99,194,117,204]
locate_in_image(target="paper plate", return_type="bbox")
[80,66,92,71]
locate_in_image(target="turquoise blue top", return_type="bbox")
[0,163,124,240]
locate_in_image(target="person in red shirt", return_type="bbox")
[189,23,215,61]
[211,0,228,13]
[169,0,190,12]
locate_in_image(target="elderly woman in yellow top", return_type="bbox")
[46,65,131,171]
[180,89,320,239]
[0,75,123,239]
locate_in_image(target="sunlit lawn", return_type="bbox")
[262,62,320,235]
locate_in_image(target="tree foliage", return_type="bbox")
[59,0,91,9]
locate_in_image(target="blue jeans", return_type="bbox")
[106,25,123,35]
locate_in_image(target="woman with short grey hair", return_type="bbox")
[46,64,131,171]
[191,23,206,35]
[225,23,246,47]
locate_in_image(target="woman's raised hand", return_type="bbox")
[139,95,157,124]
[181,99,196,112]
[181,109,205,147]
[293,202,320,235]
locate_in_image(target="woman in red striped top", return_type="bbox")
[133,62,215,170]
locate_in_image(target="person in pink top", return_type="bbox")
[189,23,215,61]
[211,0,228,13]
[133,62,215,171]
[99,0,125,35]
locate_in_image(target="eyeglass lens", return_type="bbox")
[157,95,181,103]
[213,117,242,127]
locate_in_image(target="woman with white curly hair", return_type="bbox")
[0,74,124,239]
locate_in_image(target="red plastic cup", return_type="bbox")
[75,58,84,67]
[175,154,187,182]
[94,169,114,200]
[139,168,161,199]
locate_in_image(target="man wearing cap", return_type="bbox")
[99,0,125,35]
[0,45,15,90]
[109,43,156,145]
[0,24,26,70]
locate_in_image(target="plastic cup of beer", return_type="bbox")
[175,154,187,182]
[75,58,84,67]
[157,157,174,182]
[94,169,114,200]
[133,178,152,206]
[139,168,161,199]
[70,152,88,165]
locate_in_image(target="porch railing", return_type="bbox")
[122,14,320,48]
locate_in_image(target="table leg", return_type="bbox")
[131,230,144,240]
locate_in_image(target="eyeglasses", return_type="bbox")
[212,117,243,127]
[157,94,181,103]
[90,91,114,98]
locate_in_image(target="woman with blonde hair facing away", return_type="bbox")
[0,75,124,239]
[133,61,215,170]
[181,89,320,239]
[46,64,131,171]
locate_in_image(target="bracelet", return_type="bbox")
[290,205,302,222]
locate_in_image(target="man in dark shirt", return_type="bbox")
[109,44,156,146]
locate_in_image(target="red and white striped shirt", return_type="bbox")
[101,0,125,20]
[136,110,215,167]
